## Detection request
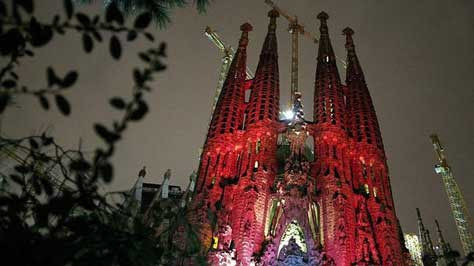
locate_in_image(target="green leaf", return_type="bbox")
[109,36,121,60]
[134,13,152,29]
[55,95,71,115]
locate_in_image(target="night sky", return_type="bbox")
[4,0,474,253]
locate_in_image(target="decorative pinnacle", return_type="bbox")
[238,22,253,48]
[317,11,329,22]
[268,9,279,31]
[268,9,279,18]
[317,11,329,34]
[342,27,355,50]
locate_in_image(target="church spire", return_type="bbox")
[343,27,365,82]
[207,23,252,139]
[313,11,345,129]
[343,27,384,150]
[245,10,280,127]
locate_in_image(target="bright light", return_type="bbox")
[282,109,294,120]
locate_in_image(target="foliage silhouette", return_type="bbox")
[0,1,206,265]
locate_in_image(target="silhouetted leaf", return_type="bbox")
[38,95,49,110]
[40,178,54,196]
[109,35,121,59]
[47,67,60,87]
[91,30,102,42]
[70,159,91,172]
[99,163,113,183]
[94,124,120,144]
[105,4,123,25]
[64,0,73,19]
[14,165,29,174]
[158,42,166,57]
[110,97,126,109]
[2,79,16,89]
[0,29,25,56]
[134,13,152,29]
[10,174,24,185]
[29,18,53,47]
[0,94,11,113]
[128,101,148,121]
[29,138,39,149]
[139,53,150,62]
[16,0,33,14]
[133,69,144,84]
[144,32,154,42]
[82,33,93,53]
[127,31,137,41]
[76,13,90,26]
[61,71,78,88]
[55,95,71,115]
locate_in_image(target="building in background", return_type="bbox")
[405,233,423,266]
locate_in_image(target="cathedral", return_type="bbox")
[191,9,411,266]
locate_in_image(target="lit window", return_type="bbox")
[364,184,369,194]
[373,187,377,197]
[212,236,219,249]
[325,55,329,62]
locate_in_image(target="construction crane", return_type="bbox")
[264,0,346,106]
[204,26,254,118]
[430,134,474,256]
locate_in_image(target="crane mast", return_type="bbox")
[263,0,346,107]
[430,134,474,256]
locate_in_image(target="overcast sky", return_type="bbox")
[4,0,474,253]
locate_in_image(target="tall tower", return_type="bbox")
[430,134,474,256]
[192,9,408,266]
[343,27,406,265]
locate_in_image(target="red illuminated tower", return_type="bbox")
[191,9,408,266]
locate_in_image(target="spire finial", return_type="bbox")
[342,27,355,51]
[317,11,329,22]
[238,22,253,48]
[317,11,329,34]
[268,9,279,18]
[267,9,279,32]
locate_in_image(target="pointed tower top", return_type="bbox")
[238,22,253,48]
[317,11,329,22]
[268,9,279,32]
[342,27,355,49]
[268,9,279,18]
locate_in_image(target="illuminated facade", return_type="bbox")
[192,10,410,265]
